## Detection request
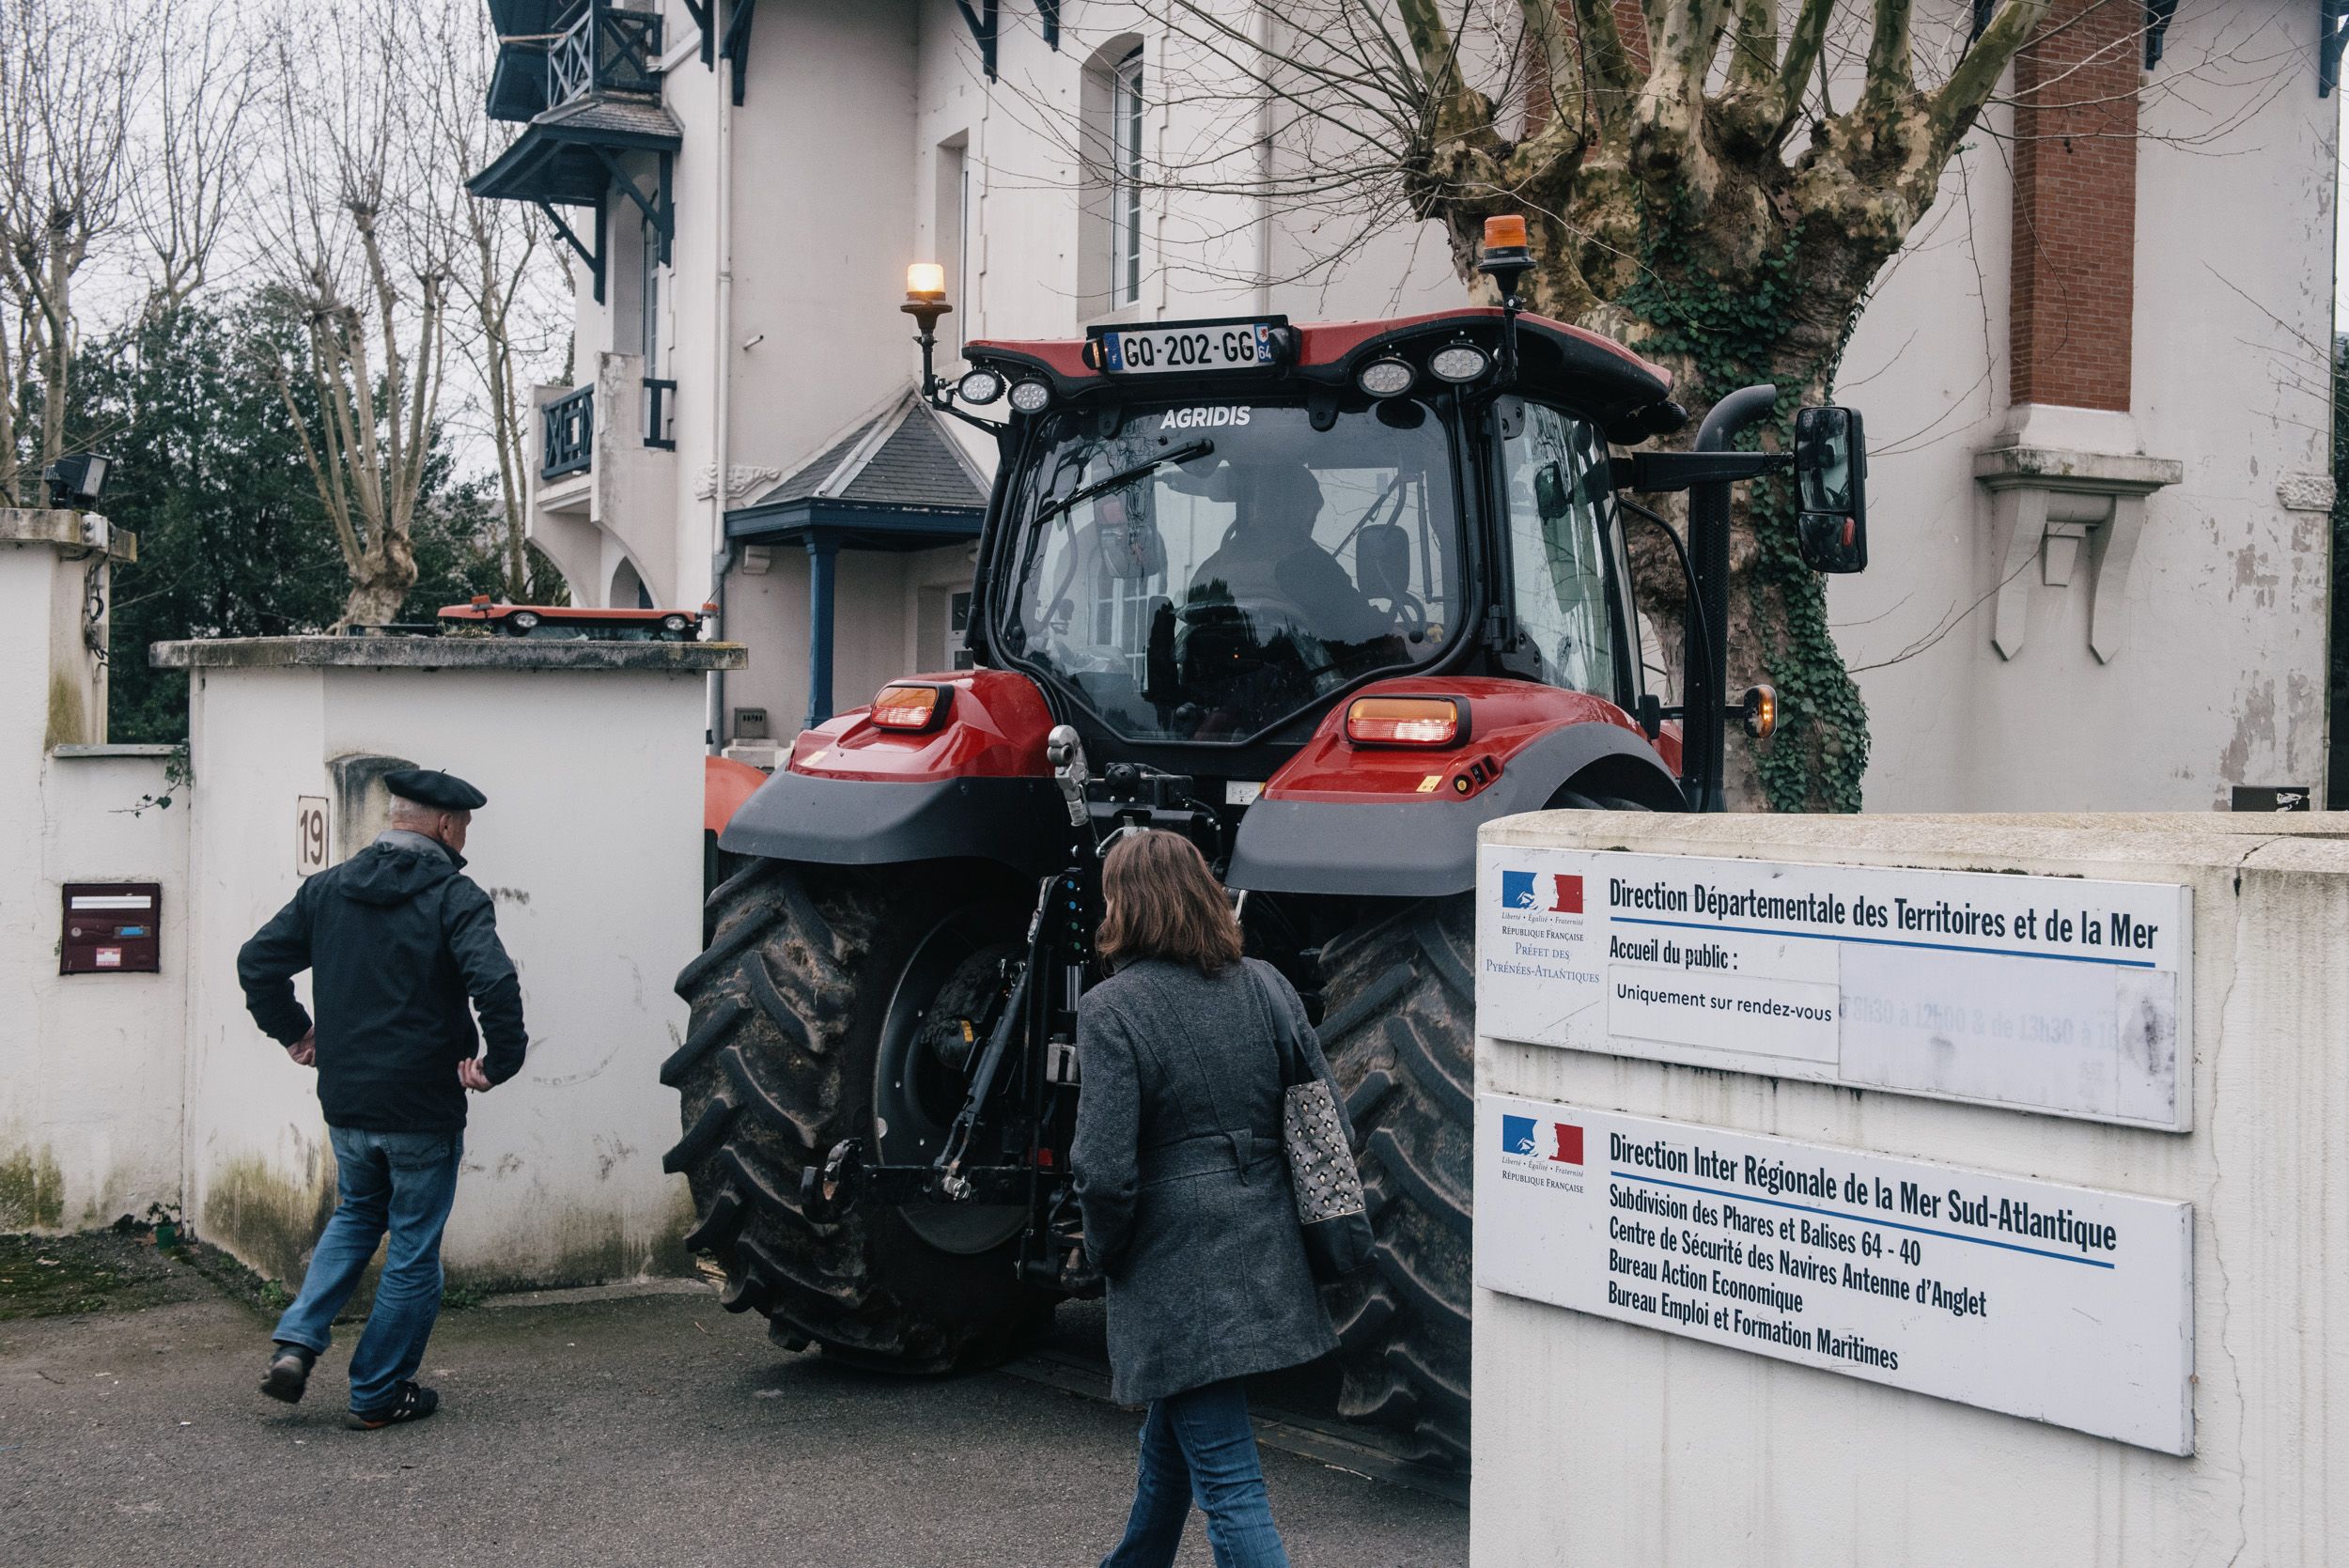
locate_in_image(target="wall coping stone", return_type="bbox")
[150,635,748,672]
[0,505,137,561]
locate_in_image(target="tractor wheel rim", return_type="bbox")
[874,903,1028,1255]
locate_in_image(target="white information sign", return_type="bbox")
[1477,846,2194,1129]
[1476,1095,2195,1453]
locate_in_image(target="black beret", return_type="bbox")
[384,768,488,812]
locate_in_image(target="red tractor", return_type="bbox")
[666,220,1869,1468]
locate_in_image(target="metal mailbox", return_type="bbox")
[60,882,162,974]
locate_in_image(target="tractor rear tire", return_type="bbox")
[1313,893,1477,1468]
[663,858,1055,1371]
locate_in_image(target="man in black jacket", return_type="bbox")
[237,768,527,1429]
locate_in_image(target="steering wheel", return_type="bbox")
[1370,589,1426,642]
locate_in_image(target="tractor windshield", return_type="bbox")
[1000,399,1462,743]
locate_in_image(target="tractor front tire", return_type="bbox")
[663,858,1054,1371]
[1314,893,1477,1468]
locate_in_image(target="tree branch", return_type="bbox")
[1729,0,1778,88]
[1566,0,1640,129]
[1862,0,1913,110]
[1769,0,1837,140]
[1933,0,2051,139]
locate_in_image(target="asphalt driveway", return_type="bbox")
[0,1275,1463,1567]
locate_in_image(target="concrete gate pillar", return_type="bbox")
[0,508,188,1233]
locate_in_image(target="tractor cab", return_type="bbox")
[955,303,1687,815]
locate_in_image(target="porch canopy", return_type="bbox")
[726,391,989,727]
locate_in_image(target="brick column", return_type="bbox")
[2007,0,2142,412]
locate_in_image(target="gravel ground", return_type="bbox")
[0,1277,1464,1567]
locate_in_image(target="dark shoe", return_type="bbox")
[347,1381,439,1430]
[259,1343,315,1405]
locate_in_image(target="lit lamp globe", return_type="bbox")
[903,263,952,330]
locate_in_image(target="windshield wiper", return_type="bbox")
[1033,440,1214,530]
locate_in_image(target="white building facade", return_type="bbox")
[473,0,2341,810]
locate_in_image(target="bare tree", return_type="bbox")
[131,4,264,315]
[1113,0,2098,808]
[260,3,455,626]
[422,3,567,601]
[0,0,146,503]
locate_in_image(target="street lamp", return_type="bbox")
[903,263,954,406]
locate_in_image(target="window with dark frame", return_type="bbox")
[640,214,661,377]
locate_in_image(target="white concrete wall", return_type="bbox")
[1471,810,2349,1567]
[179,658,706,1285]
[0,524,186,1233]
[20,751,191,1229]
[1828,8,2336,810]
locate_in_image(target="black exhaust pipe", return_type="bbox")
[1680,384,1779,813]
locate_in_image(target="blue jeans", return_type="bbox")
[1103,1378,1289,1568]
[272,1126,462,1414]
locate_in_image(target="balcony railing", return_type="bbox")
[542,385,594,480]
[643,378,677,450]
[548,0,664,109]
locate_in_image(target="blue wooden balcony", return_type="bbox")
[487,0,663,124]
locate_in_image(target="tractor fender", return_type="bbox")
[705,754,769,834]
[718,769,1067,877]
[718,668,1066,877]
[1226,722,1680,898]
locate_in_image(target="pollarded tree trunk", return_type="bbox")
[1391,0,2053,810]
[341,539,419,629]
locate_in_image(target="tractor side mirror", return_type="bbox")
[1356,523,1411,600]
[1532,460,1572,521]
[1794,406,1867,573]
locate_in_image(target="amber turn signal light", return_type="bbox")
[1346,696,1466,747]
[871,682,951,732]
[1740,683,1778,741]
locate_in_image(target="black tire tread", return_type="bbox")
[1315,893,1477,1468]
[667,862,1050,1374]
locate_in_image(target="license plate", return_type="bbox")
[1099,319,1278,376]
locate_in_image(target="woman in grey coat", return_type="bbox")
[1072,829,1341,1568]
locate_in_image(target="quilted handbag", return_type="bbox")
[1248,966,1376,1281]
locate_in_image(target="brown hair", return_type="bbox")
[1096,830,1244,976]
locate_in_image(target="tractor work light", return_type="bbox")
[1008,379,1053,414]
[1428,344,1491,383]
[1346,695,1468,748]
[871,682,953,732]
[1356,359,1415,398]
[1740,683,1778,740]
[957,367,1005,405]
